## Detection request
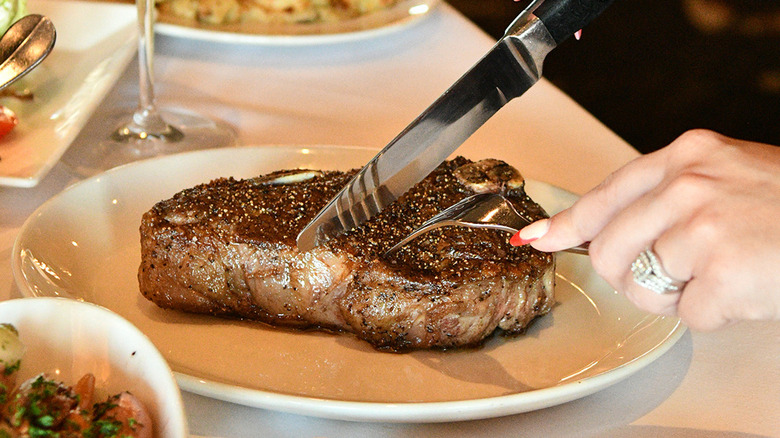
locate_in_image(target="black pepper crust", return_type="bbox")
[150,169,354,247]
[140,157,556,349]
[332,157,552,289]
[147,157,552,287]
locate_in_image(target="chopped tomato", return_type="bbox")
[0,105,18,139]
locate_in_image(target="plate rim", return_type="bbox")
[174,322,684,423]
[11,144,686,422]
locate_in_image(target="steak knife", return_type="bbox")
[297,0,615,251]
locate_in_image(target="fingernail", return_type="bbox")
[510,219,550,246]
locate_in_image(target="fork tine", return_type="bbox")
[383,194,505,257]
[384,220,458,256]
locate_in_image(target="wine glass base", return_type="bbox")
[63,107,237,178]
[110,121,185,143]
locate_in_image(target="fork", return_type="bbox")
[383,193,589,257]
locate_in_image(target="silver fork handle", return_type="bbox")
[383,222,589,258]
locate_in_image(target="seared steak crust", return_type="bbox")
[139,157,555,350]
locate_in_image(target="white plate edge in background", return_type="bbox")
[155,0,440,46]
[0,0,136,187]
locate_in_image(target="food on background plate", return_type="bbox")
[0,87,32,141]
[0,324,154,438]
[0,0,26,34]
[0,0,28,143]
[0,323,24,402]
[0,106,17,141]
[156,0,399,25]
[139,157,555,351]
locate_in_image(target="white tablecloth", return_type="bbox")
[0,2,777,437]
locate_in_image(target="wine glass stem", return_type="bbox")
[117,0,182,141]
[137,0,156,116]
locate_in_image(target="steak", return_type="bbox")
[138,157,555,350]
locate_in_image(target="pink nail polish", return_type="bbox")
[509,232,531,246]
[510,219,550,247]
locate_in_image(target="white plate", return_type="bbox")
[0,0,136,187]
[155,0,439,45]
[12,145,684,423]
[0,297,189,437]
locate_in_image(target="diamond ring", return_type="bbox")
[631,248,686,294]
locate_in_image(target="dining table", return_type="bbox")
[0,0,778,437]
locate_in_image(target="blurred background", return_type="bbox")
[447,0,780,154]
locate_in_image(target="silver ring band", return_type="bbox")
[631,248,686,294]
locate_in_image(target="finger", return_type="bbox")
[611,179,738,323]
[619,246,684,317]
[675,279,730,331]
[649,204,713,290]
[616,164,735,320]
[657,216,775,330]
[523,151,669,253]
[520,131,723,253]
[622,281,681,317]
[616,217,703,319]
[650,220,730,330]
[592,197,674,285]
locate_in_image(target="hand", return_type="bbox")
[512,129,780,331]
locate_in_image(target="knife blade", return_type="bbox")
[297,0,615,251]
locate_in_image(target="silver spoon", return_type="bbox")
[0,14,56,92]
[384,192,589,257]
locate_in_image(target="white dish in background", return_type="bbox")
[0,297,188,437]
[12,145,684,423]
[155,0,439,45]
[0,0,136,187]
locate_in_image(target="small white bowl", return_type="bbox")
[0,297,188,437]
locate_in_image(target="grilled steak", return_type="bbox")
[138,157,555,350]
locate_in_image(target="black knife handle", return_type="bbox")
[534,0,616,44]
